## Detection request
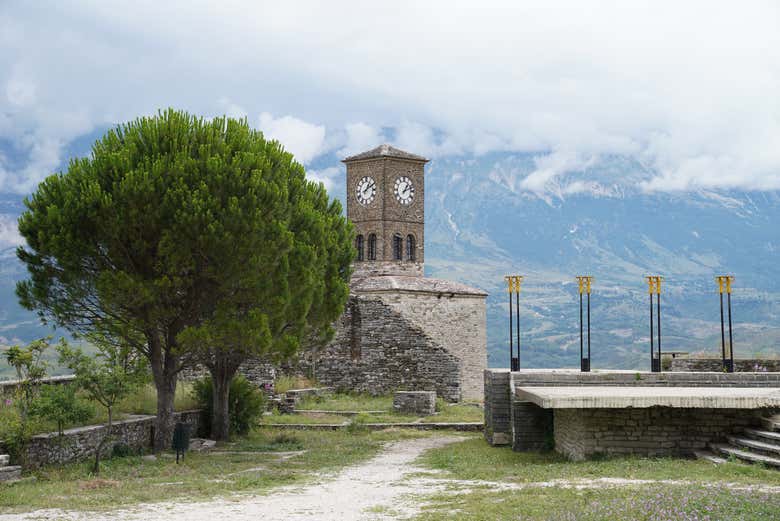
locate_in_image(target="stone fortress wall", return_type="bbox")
[315,295,462,401]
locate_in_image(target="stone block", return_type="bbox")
[393,391,436,415]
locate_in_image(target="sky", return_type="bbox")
[1,0,779,210]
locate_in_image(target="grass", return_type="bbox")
[419,436,780,485]
[415,485,780,521]
[295,392,393,411]
[292,393,484,424]
[262,411,347,425]
[273,375,317,394]
[0,427,427,513]
[413,436,780,520]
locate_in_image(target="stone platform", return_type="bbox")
[517,386,780,409]
[484,369,780,460]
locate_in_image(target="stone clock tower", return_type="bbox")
[343,144,427,278]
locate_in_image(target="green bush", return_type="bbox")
[192,375,266,436]
[30,384,94,436]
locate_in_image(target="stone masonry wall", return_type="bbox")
[483,370,780,448]
[671,358,780,372]
[352,260,424,278]
[374,291,486,400]
[21,410,202,469]
[180,358,278,388]
[0,375,75,397]
[316,295,462,401]
[483,370,511,445]
[554,407,778,460]
[512,401,553,452]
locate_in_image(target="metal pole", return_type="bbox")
[649,292,655,372]
[587,291,591,370]
[515,289,521,371]
[508,285,514,370]
[657,289,662,371]
[580,288,585,371]
[720,289,727,371]
[727,290,734,373]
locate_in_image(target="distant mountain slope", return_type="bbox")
[421,154,780,368]
[1,148,778,373]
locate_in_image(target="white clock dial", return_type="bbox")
[355,176,376,206]
[394,176,414,205]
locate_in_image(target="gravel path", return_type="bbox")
[0,435,465,521]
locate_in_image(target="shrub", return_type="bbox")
[192,375,266,437]
[30,384,93,436]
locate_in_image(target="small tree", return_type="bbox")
[30,384,92,436]
[4,337,51,420]
[58,341,144,473]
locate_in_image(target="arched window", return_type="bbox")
[393,234,403,261]
[367,234,377,261]
[355,235,364,261]
[406,234,416,261]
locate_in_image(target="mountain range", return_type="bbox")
[2,141,779,375]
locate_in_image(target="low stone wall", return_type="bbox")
[670,358,780,373]
[0,375,75,397]
[393,391,436,415]
[20,410,202,470]
[554,407,776,460]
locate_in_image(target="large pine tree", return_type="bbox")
[16,109,353,446]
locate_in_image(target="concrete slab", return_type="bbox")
[516,386,780,409]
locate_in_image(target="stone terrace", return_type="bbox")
[484,369,780,461]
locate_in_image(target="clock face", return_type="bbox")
[394,176,414,205]
[355,176,376,206]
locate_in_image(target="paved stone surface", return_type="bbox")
[517,386,780,409]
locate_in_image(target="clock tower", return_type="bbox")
[343,144,427,278]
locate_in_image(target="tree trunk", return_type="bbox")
[210,362,234,442]
[148,332,181,452]
[153,373,177,451]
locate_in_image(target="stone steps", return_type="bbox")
[743,428,780,443]
[692,449,727,464]
[761,415,780,432]
[0,455,22,482]
[710,443,780,468]
[726,435,780,457]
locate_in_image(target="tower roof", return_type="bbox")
[342,144,428,163]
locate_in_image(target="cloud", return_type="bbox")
[339,122,384,158]
[258,112,326,165]
[0,214,23,248]
[305,166,341,192]
[1,1,779,193]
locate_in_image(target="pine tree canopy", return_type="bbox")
[16,107,354,376]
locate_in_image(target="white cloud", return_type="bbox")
[0,214,23,248]
[521,150,598,194]
[339,122,384,158]
[0,1,779,192]
[305,166,341,192]
[258,112,326,165]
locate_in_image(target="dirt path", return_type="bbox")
[0,435,464,521]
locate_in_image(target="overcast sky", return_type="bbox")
[1,1,779,197]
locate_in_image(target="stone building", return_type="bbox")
[313,145,488,401]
